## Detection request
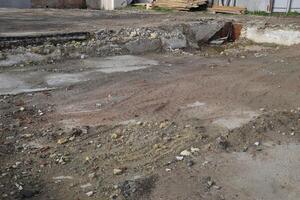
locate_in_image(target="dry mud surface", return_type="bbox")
[1,27,300,199]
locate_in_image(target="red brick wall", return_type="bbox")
[32,0,86,8]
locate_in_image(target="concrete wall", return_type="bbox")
[32,0,86,8]
[235,0,269,12]
[273,0,300,12]
[87,0,127,10]
[86,0,100,9]
[218,0,270,12]
[0,0,31,8]
[218,0,300,12]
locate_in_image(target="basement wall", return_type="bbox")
[0,0,31,8]
[31,0,86,8]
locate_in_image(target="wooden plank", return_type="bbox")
[208,5,246,14]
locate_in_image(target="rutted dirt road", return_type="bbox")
[1,16,300,200]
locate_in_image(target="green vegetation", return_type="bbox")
[120,4,174,13]
[246,10,300,17]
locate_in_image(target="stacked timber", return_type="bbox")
[154,0,207,11]
[208,6,246,15]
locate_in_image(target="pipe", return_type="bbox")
[286,0,292,14]
[269,0,274,13]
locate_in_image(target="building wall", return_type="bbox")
[0,0,31,8]
[87,0,127,10]
[31,0,86,8]
[273,0,300,12]
[218,0,300,12]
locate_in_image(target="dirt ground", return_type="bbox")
[1,8,300,200]
[1,8,300,35]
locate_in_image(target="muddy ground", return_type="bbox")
[1,9,300,200]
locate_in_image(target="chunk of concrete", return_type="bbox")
[160,30,187,50]
[125,38,161,54]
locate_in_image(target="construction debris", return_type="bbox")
[208,6,246,15]
[154,0,207,11]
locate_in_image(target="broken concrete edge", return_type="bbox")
[242,26,300,46]
[1,20,237,49]
[0,32,92,49]
[0,20,245,68]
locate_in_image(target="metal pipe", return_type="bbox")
[269,0,274,13]
[286,0,292,13]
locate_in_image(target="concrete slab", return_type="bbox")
[0,55,159,95]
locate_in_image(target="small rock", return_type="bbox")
[291,132,295,136]
[12,161,22,168]
[52,176,73,180]
[216,136,229,150]
[20,107,25,111]
[57,138,68,145]
[159,121,168,129]
[111,133,121,140]
[254,142,260,146]
[113,168,123,175]
[88,172,96,178]
[186,160,194,167]
[86,191,94,197]
[20,189,38,198]
[190,147,200,153]
[176,156,184,161]
[165,168,171,172]
[260,108,266,112]
[80,183,92,189]
[180,150,191,157]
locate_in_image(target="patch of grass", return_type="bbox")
[247,10,300,17]
[120,4,174,13]
[152,6,174,13]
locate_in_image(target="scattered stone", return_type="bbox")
[57,138,68,145]
[12,161,22,168]
[88,172,96,178]
[159,121,168,129]
[86,191,94,197]
[113,168,124,175]
[190,147,200,153]
[186,160,194,167]
[216,136,229,150]
[52,176,73,180]
[111,133,121,140]
[180,150,191,157]
[118,175,157,200]
[2,194,8,198]
[80,183,92,189]
[176,156,184,161]
[20,189,38,198]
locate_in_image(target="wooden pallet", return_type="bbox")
[154,0,207,11]
[208,6,246,15]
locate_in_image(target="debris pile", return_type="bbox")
[154,0,207,11]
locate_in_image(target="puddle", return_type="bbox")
[84,55,159,73]
[217,144,300,200]
[213,111,258,130]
